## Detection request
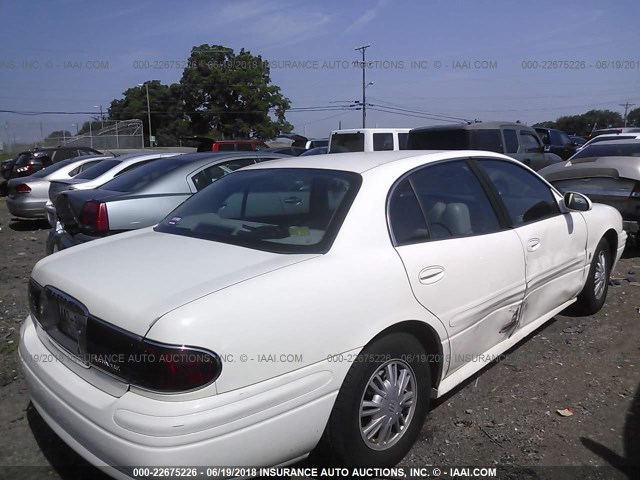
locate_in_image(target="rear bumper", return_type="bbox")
[46,224,97,254]
[19,317,338,476]
[6,196,47,218]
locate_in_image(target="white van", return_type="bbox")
[328,128,410,153]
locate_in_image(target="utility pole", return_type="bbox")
[620,101,636,127]
[355,44,370,128]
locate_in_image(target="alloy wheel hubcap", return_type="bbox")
[359,359,417,450]
[594,251,607,299]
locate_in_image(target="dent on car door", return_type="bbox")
[388,160,526,375]
[477,159,588,328]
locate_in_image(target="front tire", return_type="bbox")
[574,237,611,315]
[318,333,431,466]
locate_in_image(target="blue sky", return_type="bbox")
[1,0,639,143]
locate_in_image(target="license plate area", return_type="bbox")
[40,287,88,359]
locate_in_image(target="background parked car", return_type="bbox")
[305,138,328,149]
[300,146,328,156]
[407,121,563,171]
[180,136,268,152]
[5,154,111,219]
[589,127,640,139]
[539,139,640,242]
[8,146,102,180]
[47,151,287,253]
[329,128,410,153]
[259,146,306,156]
[575,132,640,152]
[570,135,587,147]
[534,127,578,160]
[44,151,179,226]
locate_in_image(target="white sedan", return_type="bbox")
[20,150,625,477]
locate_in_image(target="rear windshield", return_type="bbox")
[101,157,187,192]
[74,159,120,179]
[155,168,362,254]
[13,153,32,168]
[586,135,636,146]
[31,156,97,178]
[329,133,365,153]
[571,143,640,160]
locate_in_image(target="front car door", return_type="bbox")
[476,159,588,328]
[388,159,527,375]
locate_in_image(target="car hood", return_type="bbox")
[31,229,319,336]
[539,155,640,182]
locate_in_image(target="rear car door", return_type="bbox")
[477,159,588,328]
[389,159,526,375]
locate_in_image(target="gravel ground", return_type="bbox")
[0,200,638,479]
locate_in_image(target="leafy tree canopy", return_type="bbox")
[533,109,624,136]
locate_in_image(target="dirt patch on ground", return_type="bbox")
[0,201,638,479]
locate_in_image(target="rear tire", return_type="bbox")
[316,333,431,466]
[574,238,611,315]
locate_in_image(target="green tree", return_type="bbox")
[108,81,188,147]
[179,44,293,139]
[534,109,624,136]
[627,107,640,127]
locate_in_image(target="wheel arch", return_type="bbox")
[367,320,445,389]
[603,228,618,261]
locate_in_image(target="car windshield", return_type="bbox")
[571,143,640,160]
[155,168,362,254]
[102,157,188,192]
[73,159,121,179]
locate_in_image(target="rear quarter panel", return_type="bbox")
[107,194,191,231]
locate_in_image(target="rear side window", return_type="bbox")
[329,133,364,153]
[103,158,186,192]
[469,130,503,153]
[114,159,156,177]
[479,159,560,226]
[68,160,103,177]
[398,133,408,150]
[503,129,519,153]
[388,179,429,245]
[409,160,500,239]
[373,133,393,151]
[216,143,235,151]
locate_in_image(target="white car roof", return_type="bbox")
[243,150,516,174]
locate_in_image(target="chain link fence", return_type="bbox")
[41,119,144,150]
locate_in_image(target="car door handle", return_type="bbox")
[527,238,541,252]
[418,266,445,285]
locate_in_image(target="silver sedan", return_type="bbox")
[5,154,111,219]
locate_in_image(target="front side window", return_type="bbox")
[408,160,501,240]
[519,131,542,151]
[373,133,394,151]
[478,159,560,226]
[156,168,362,254]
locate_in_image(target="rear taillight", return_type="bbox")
[85,318,221,392]
[79,201,109,232]
[15,184,31,193]
[16,165,32,174]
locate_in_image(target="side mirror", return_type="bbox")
[543,145,551,152]
[563,191,592,211]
